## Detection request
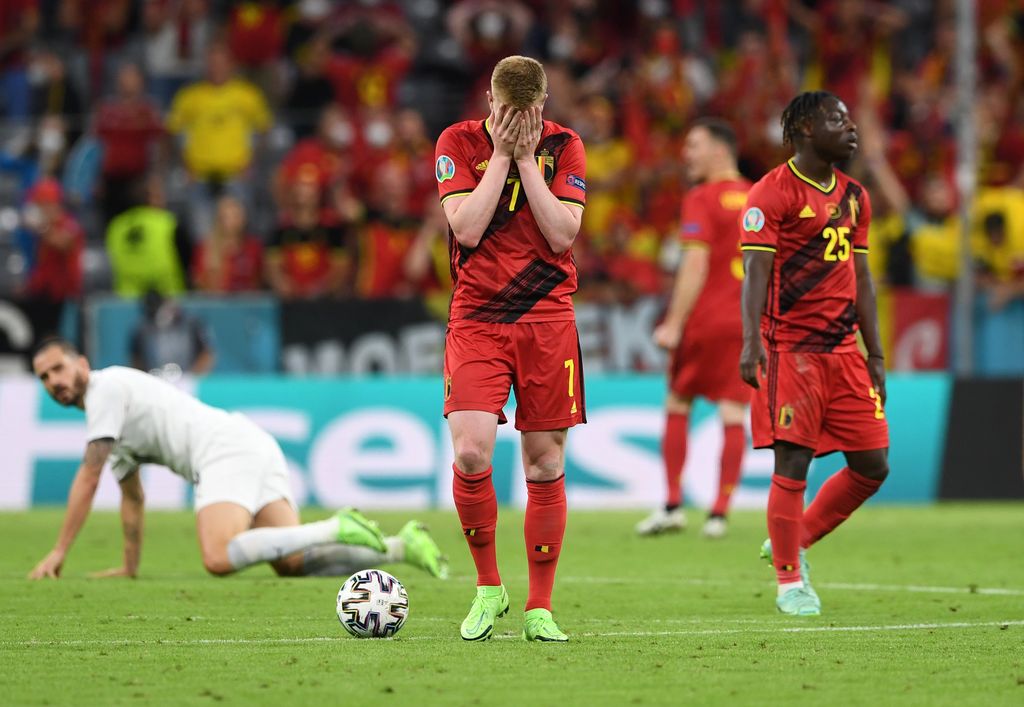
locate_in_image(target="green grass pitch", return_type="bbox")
[2,504,1022,706]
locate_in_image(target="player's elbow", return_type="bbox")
[547,229,578,255]
[452,229,483,249]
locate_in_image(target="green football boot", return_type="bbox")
[776,586,822,616]
[522,608,569,643]
[334,508,387,553]
[460,585,510,641]
[398,520,449,579]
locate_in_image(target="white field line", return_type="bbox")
[3,620,1022,648]
[545,575,1024,597]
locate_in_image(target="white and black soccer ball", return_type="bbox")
[336,569,409,638]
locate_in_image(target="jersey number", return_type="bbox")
[868,387,885,419]
[822,226,851,262]
[507,178,522,211]
[564,358,578,414]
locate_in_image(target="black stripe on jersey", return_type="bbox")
[791,301,859,352]
[778,182,863,315]
[466,258,568,323]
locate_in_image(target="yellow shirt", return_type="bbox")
[167,79,271,177]
[583,138,634,245]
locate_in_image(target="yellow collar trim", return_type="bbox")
[787,158,836,193]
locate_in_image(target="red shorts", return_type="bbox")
[443,319,586,432]
[669,330,750,403]
[751,350,889,456]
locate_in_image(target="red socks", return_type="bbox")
[524,475,567,611]
[767,475,806,584]
[452,464,501,586]
[453,464,569,610]
[801,467,883,549]
[711,424,745,517]
[663,412,689,509]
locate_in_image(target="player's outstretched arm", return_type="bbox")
[740,250,773,388]
[90,468,144,579]
[854,253,887,405]
[514,106,582,254]
[443,104,522,249]
[28,439,113,580]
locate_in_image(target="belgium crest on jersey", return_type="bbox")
[537,150,555,185]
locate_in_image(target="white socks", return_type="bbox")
[226,517,341,570]
[301,537,404,577]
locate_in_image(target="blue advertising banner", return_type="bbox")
[0,373,950,510]
[87,295,279,373]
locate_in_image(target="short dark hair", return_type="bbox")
[691,117,738,157]
[780,90,838,146]
[32,337,80,359]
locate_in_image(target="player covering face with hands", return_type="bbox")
[28,339,448,581]
[739,92,889,616]
[435,56,587,642]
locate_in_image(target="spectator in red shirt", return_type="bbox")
[357,160,419,299]
[274,104,363,225]
[22,179,85,301]
[266,178,355,299]
[324,9,416,112]
[94,62,165,224]
[228,1,284,71]
[191,195,264,293]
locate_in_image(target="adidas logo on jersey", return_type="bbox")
[476,160,489,171]
[799,205,816,218]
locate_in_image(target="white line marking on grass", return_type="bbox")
[547,575,1024,597]
[5,620,1021,648]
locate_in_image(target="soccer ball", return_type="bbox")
[335,569,409,638]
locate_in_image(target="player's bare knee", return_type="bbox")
[524,455,562,482]
[454,445,491,475]
[851,461,889,483]
[202,553,234,576]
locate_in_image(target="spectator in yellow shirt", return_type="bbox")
[167,43,271,237]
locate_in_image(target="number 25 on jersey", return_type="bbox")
[822,226,850,262]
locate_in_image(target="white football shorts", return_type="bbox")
[192,413,295,515]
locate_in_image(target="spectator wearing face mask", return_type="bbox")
[274,104,361,226]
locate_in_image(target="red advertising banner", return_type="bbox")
[889,289,950,371]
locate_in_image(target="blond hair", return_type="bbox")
[490,55,547,109]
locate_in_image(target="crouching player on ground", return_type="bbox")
[27,338,447,581]
[740,92,889,616]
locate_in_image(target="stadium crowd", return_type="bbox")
[2,0,1024,311]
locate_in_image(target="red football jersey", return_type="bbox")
[740,159,872,353]
[678,177,750,337]
[435,119,587,323]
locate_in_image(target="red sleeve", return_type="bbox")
[852,187,872,252]
[739,177,787,252]
[678,188,713,249]
[435,126,476,204]
[549,133,586,209]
